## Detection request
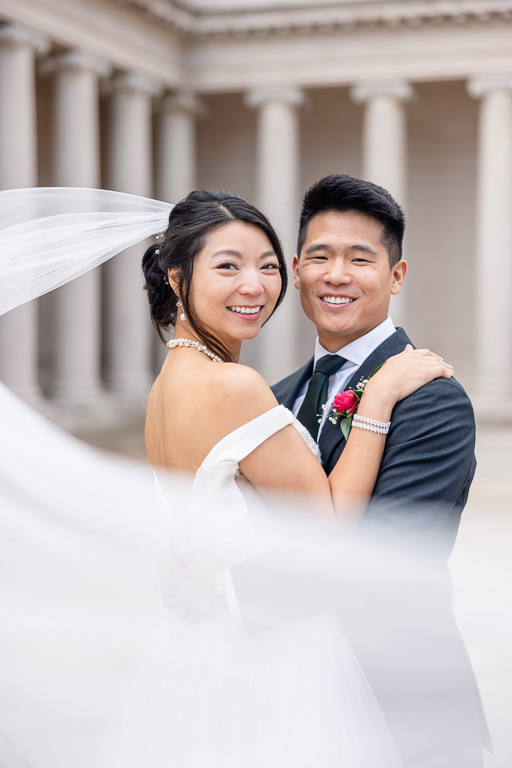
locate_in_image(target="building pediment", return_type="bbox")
[114,0,512,38]
[2,0,512,90]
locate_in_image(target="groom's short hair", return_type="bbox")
[297,174,405,267]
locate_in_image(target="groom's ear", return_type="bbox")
[390,260,407,295]
[292,255,300,289]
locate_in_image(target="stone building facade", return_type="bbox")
[1,0,512,423]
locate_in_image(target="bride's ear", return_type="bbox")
[167,268,182,297]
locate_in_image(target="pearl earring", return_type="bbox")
[177,300,187,322]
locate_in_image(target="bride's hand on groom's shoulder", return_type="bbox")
[363,345,454,408]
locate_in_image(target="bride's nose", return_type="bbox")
[238,268,264,295]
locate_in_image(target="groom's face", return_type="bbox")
[293,210,406,353]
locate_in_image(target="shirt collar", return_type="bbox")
[313,317,396,368]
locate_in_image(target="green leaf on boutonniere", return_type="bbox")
[340,416,352,442]
[369,362,385,378]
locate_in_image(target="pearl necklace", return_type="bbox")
[166,338,224,363]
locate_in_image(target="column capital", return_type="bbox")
[244,85,304,110]
[42,49,111,79]
[157,91,206,119]
[467,74,512,100]
[107,71,162,99]
[0,23,50,56]
[350,80,413,105]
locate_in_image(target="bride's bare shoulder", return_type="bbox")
[212,361,268,390]
[199,362,278,434]
[154,361,279,463]
[146,358,278,470]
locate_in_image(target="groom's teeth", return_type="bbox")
[322,296,354,305]
[228,306,261,314]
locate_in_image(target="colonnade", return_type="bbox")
[1,21,512,413]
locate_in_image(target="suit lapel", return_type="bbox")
[319,328,413,470]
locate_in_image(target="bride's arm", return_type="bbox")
[215,348,453,516]
[327,347,453,514]
[211,365,334,513]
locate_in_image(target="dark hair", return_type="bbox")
[297,174,405,267]
[142,189,287,362]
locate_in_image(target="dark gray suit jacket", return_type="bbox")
[272,327,477,555]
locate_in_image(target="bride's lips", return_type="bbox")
[227,305,264,320]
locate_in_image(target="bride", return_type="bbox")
[97,188,454,768]
[0,186,456,768]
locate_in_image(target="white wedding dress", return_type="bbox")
[95,405,404,768]
[0,381,402,768]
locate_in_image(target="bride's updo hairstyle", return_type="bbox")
[142,189,287,363]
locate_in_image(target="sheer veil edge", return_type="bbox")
[0,187,172,316]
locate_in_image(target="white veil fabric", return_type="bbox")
[0,187,510,767]
[0,187,171,316]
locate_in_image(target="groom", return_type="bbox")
[235,174,490,767]
[272,173,476,553]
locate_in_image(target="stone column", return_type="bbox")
[153,91,202,369]
[155,91,203,204]
[467,75,512,403]
[351,81,413,327]
[44,50,110,404]
[103,72,161,401]
[244,86,304,383]
[0,24,48,403]
[351,81,413,203]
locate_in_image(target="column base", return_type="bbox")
[43,384,113,433]
[3,383,44,407]
[47,379,107,405]
[105,374,153,405]
[42,386,149,436]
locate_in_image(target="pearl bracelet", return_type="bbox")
[352,413,391,435]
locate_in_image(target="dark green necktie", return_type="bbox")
[296,354,346,440]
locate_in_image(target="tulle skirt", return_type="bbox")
[97,609,403,768]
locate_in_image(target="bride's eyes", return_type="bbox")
[216,262,237,270]
[214,262,279,272]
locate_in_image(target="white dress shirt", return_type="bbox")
[292,317,396,437]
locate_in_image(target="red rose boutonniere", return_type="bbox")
[326,363,384,441]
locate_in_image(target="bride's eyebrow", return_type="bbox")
[260,250,278,259]
[210,249,278,259]
[210,249,242,259]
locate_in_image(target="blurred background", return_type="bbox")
[1,0,512,429]
[0,2,511,763]
[0,1,511,464]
